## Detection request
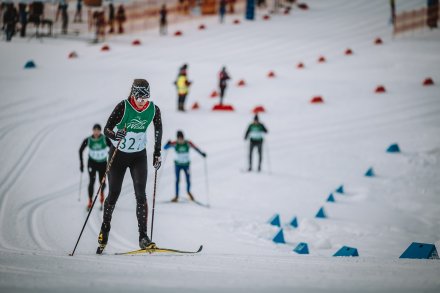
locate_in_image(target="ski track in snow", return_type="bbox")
[1,0,440,292]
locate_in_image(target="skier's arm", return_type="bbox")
[164,140,176,150]
[261,123,268,133]
[244,125,251,140]
[189,141,206,157]
[79,138,87,172]
[153,105,162,155]
[104,101,125,141]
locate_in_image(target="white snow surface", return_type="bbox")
[1,1,440,292]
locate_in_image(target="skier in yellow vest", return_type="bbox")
[175,64,191,111]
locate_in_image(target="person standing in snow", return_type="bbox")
[218,66,230,105]
[244,114,268,172]
[79,124,111,211]
[3,3,18,42]
[159,4,167,35]
[219,0,226,23]
[164,131,206,203]
[108,2,115,33]
[74,0,82,23]
[97,79,162,254]
[115,4,126,34]
[174,64,191,111]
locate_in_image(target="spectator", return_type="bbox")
[108,2,115,33]
[390,0,396,25]
[18,2,27,37]
[115,4,126,34]
[159,4,167,35]
[3,3,18,42]
[219,0,226,23]
[427,0,439,29]
[93,10,106,43]
[60,2,68,34]
[228,0,236,14]
[74,0,82,23]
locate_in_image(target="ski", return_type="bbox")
[191,199,210,208]
[115,245,203,255]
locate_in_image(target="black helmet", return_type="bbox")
[177,130,184,138]
[93,124,102,130]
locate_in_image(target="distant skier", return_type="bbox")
[164,130,206,203]
[97,79,162,254]
[174,64,191,111]
[244,115,268,172]
[219,0,226,23]
[79,124,111,211]
[218,66,230,105]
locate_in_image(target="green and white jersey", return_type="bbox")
[112,100,156,153]
[88,135,108,162]
[248,124,265,141]
[175,141,190,166]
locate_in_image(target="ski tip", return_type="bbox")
[197,245,203,252]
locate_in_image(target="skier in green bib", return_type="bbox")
[164,130,206,203]
[97,79,162,254]
[244,114,268,172]
[79,124,111,211]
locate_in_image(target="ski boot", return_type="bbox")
[96,223,110,254]
[171,196,178,203]
[187,192,195,201]
[139,233,156,250]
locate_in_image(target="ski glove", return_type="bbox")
[115,129,126,141]
[153,151,161,170]
[201,152,207,158]
[80,163,84,173]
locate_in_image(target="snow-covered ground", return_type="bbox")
[1,1,440,292]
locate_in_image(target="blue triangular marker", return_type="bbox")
[24,60,36,69]
[386,143,400,153]
[293,242,309,254]
[272,229,286,244]
[336,185,344,194]
[327,194,335,202]
[399,242,439,259]
[365,167,375,177]
[290,217,298,228]
[268,214,281,227]
[333,246,359,257]
[315,207,327,218]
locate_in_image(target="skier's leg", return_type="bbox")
[249,141,255,171]
[87,161,96,201]
[175,165,181,199]
[257,141,263,171]
[102,151,126,231]
[129,154,152,247]
[98,161,107,204]
[184,166,192,199]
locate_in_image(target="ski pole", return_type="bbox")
[150,168,158,241]
[204,158,210,208]
[78,172,83,202]
[69,134,123,256]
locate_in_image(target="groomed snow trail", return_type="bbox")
[1,1,440,292]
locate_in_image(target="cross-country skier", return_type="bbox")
[97,79,162,254]
[79,124,111,211]
[174,64,191,111]
[164,130,206,203]
[244,114,268,172]
[218,66,230,105]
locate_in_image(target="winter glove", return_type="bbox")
[80,162,84,173]
[153,151,161,170]
[201,152,207,158]
[115,129,126,141]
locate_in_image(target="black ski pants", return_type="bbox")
[102,147,149,237]
[249,140,263,170]
[87,159,107,199]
